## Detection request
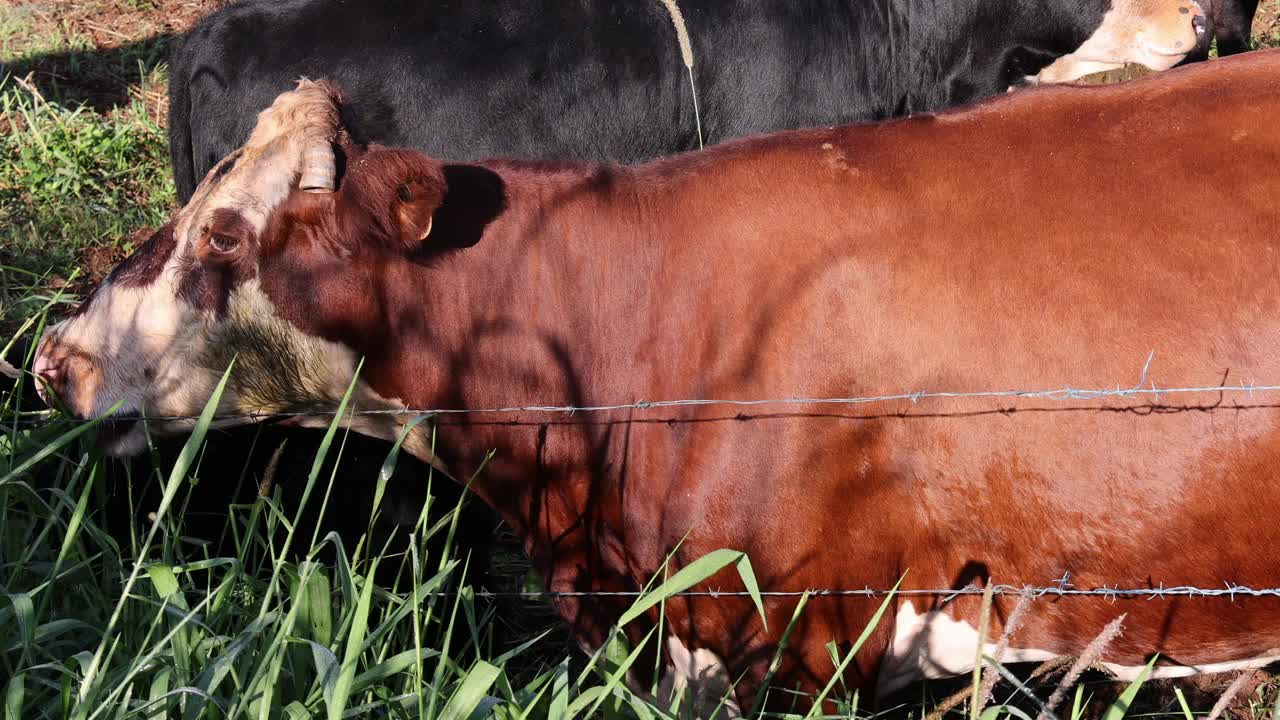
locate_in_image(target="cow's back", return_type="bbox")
[170,0,693,199]
[168,0,1111,201]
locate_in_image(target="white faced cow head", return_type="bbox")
[33,80,447,457]
[1032,0,1206,83]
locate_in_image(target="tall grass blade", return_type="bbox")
[79,361,236,719]
[308,640,341,709]
[1173,687,1194,720]
[144,668,171,720]
[748,590,811,718]
[548,659,571,720]
[980,654,1058,720]
[579,627,658,720]
[3,674,23,720]
[260,360,364,616]
[6,593,34,651]
[803,576,902,719]
[1071,685,1085,720]
[618,549,765,628]
[371,413,430,529]
[351,648,440,696]
[439,660,501,720]
[970,582,996,720]
[1102,656,1157,720]
[0,399,122,486]
[180,611,278,720]
[327,557,380,720]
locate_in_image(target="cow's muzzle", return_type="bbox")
[1191,13,1207,37]
[32,331,99,419]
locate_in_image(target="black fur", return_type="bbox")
[169,0,1116,201]
[1180,0,1260,63]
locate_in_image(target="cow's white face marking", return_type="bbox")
[44,264,365,454]
[42,257,224,454]
[45,267,437,460]
[1030,0,1204,84]
[31,81,383,455]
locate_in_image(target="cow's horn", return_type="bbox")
[298,142,336,193]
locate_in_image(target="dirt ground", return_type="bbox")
[1,0,224,118]
[4,0,218,49]
[1255,0,1280,43]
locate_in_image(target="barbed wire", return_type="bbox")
[455,581,1280,602]
[432,571,1280,605]
[10,354,1280,609]
[10,356,1280,605]
[8,351,1280,429]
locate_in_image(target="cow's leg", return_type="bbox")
[1214,0,1259,54]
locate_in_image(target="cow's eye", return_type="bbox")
[208,234,240,254]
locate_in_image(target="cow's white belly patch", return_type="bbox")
[659,636,741,719]
[1102,654,1280,680]
[878,600,1057,696]
[879,601,1280,696]
[602,635,739,719]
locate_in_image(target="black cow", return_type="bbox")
[1183,0,1259,61]
[169,0,1205,201]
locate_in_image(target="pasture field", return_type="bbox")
[4,1,1280,718]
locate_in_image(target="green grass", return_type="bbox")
[0,5,92,62]
[0,0,175,333]
[0,73,174,331]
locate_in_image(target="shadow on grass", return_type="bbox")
[2,34,174,111]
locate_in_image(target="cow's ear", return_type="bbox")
[392,174,445,248]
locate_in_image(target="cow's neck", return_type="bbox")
[352,162,657,600]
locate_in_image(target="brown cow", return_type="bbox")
[32,49,1280,711]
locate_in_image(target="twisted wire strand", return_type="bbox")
[440,582,1280,602]
[10,351,1280,427]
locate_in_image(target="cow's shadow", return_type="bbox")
[2,35,174,111]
